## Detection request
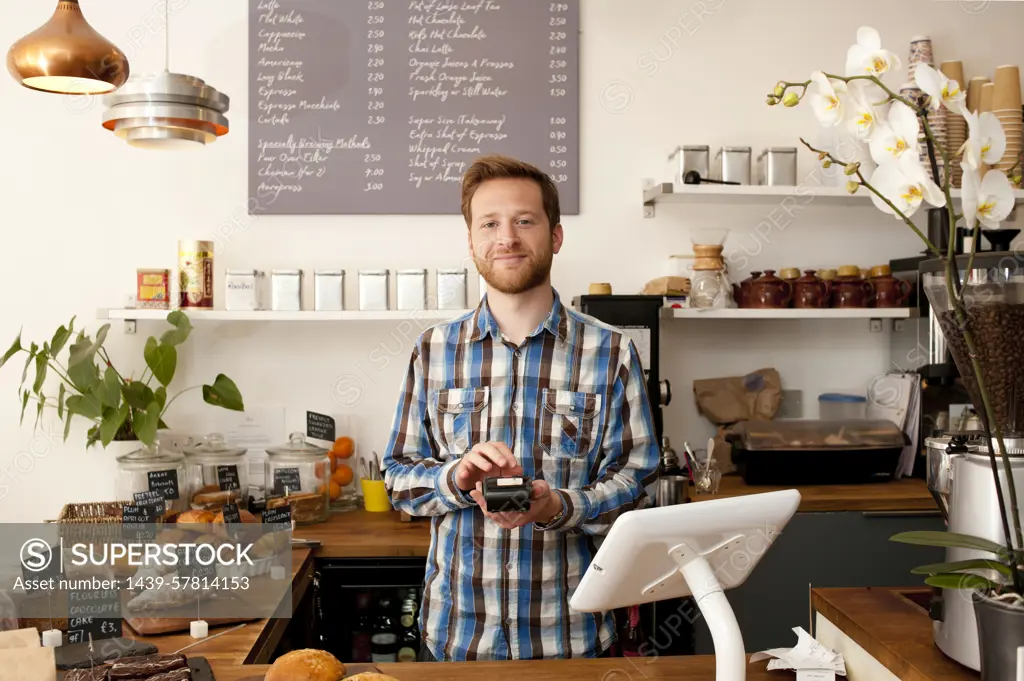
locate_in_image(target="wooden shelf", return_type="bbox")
[641,182,1024,217]
[97,308,471,324]
[662,307,917,320]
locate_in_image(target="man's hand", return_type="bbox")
[469,479,562,530]
[454,441,522,493]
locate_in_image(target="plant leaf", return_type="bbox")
[86,425,101,449]
[64,411,73,442]
[144,338,177,387]
[66,335,100,393]
[891,531,1008,556]
[133,402,162,446]
[100,404,130,447]
[66,394,103,420]
[924,573,999,591]
[122,382,155,410]
[32,349,48,395]
[160,311,193,347]
[49,323,72,358]
[158,418,169,430]
[203,374,244,411]
[154,386,167,411]
[67,324,109,367]
[93,367,122,409]
[57,383,65,420]
[912,558,1013,578]
[1,332,21,369]
[20,390,30,425]
[35,392,45,429]
[20,343,38,391]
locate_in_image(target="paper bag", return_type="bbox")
[694,368,783,473]
[0,646,55,681]
[0,628,41,649]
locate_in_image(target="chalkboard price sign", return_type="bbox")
[217,465,242,491]
[176,546,219,581]
[248,0,580,215]
[306,411,336,443]
[132,491,166,516]
[261,505,292,529]
[147,470,180,500]
[221,502,243,539]
[272,467,302,496]
[67,588,122,643]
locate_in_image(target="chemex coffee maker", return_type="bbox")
[915,252,1024,673]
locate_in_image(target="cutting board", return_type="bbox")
[235,664,382,680]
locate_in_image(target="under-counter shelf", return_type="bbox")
[662,307,917,320]
[641,181,1024,217]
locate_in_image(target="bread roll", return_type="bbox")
[176,510,216,524]
[265,649,345,681]
[346,674,402,681]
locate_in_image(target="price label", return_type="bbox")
[67,588,122,642]
[147,469,180,501]
[132,491,166,516]
[217,465,241,491]
[306,411,336,442]
[221,503,242,539]
[175,546,218,581]
[272,467,302,496]
[261,505,292,530]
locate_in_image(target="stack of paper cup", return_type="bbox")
[979,82,996,176]
[967,76,990,114]
[941,61,968,187]
[906,38,945,181]
[991,65,1022,182]
[908,36,934,83]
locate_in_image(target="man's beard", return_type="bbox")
[473,239,554,295]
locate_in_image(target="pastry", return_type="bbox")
[139,668,191,681]
[63,667,111,681]
[265,649,345,681]
[266,492,326,523]
[191,485,240,510]
[346,675,402,681]
[213,509,259,524]
[108,653,187,678]
[176,510,216,524]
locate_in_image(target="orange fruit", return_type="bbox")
[332,436,355,459]
[332,463,354,487]
[327,451,339,474]
[317,482,342,500]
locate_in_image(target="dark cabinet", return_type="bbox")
[693,511,945,654]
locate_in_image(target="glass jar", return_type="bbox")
[116,443,189,520]
[690,270,729,308]
[265,432,330,524]
[183,433,249,512]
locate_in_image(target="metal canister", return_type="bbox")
[757,147,798,186]
[396,269,427,311]
[714,146,752,185]
[359,270,390,311]
[314,270,345,311]
[436,269,467,310]
[178,240,214,308]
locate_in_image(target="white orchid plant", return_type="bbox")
[769,26,1023,602]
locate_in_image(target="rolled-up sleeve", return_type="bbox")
[536,338,659,534]
[382,342,476,516]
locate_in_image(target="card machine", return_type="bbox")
[482,476,532,513]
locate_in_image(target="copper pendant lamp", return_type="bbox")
[100,0,229,149]
[8,0,129,95]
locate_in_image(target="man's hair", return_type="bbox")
[461,154,561,230]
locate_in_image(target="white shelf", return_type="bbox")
[97,308,472,323]
[662,307,916,320]
[641,182,1024,217]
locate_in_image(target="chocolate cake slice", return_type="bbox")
[108,654,187,679]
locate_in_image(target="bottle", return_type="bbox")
[370,593,398,663]
[660,436,681,477]
[621,605,644,657]
[350,591,372,663]
[396,592,420,662]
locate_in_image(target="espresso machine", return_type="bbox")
[916,252,1024,673]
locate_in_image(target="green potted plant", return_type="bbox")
[0,310,244,449]
[769,26,1022,680]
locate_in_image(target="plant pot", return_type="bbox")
[974,590,1024,680]
[921,253,1024,434]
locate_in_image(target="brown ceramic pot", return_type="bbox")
[831,267,874,308]
[733,271,761,308]
[870,275,912,308]
[748,270,793,308]
[793,270,831,309]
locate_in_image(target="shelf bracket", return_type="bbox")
[642,178,666,219]
[123,319,137,335]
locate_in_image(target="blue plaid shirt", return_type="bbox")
[382,290,660,661]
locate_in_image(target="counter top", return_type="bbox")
[812,587,978,681]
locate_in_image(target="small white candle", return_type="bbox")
[41,629,62,647]
[271,565,287,581]
[190,620,208,639]
[1017,646,1024,681]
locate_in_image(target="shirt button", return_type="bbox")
[505,562,513,571]
[569,405,575,412]
[511,404,518,412]
[457,403,464,408]
[505,617,512,625]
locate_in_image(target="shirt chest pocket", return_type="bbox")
[434,387,491,455]
[538,388,603,459]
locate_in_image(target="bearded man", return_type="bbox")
[382,154,659,661]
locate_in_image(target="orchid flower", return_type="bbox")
[845,27,901,78]
[913,64,967,116]
[961,164,1015,229]
[962,111,1007,170]
[808,71,848,127]
[845,81,883,140]
[869,102,919,166]
[870,156,946,218]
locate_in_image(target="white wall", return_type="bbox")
[1,0,1022,521]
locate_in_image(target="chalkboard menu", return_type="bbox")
[67,588,122,643]
[249,0,580,215]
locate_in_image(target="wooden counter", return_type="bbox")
[812,587,978,681]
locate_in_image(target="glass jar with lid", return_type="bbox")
[183,433,249,512]
[116,442,189,520]
[265,432,330,524]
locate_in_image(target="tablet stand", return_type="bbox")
[642,537,746,681]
